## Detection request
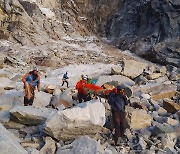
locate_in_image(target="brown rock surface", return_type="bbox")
[163,98,180,114]
[126,107,152,130]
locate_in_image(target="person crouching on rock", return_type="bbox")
[108,85,128,146]
[22,67,40,106]
[76,75,90,103]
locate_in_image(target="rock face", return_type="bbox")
[0,123,27,154]
[10,106,56,125]
[44,100,105,141]
[106,0,180,67]
[126,107,152,130]
[56,136,104,154]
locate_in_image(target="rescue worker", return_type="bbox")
[76,75,90,103]
[22,67,40,106]
[108,85,128,146]
[62,71,69,88]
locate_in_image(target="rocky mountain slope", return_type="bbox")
[0,1,179,154]
[0,0,179,68]
[106,0,180,67]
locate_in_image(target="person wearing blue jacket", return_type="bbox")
[22,67,40,106]
[62,71,69,88]
[108,85,128,146]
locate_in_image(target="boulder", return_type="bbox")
[111,66,123,75]
[153,123,180,135]
[126,107,152,130]
[157,107,167,116]
[159,66,167,75]
[33,57,60,68]
[0,90,24,109]
[20,141,40,149]
[0,77,16,90]
[44,100,105,141]
[141,83,177,101]
[49,94,72,110]
[154,76,169,83]
[10,106,56,125]
[33,91,52,107]
[161,133,177,150]
[58,88,77,106]
[53,88,61,96]
[44,85,57,94]
[131,102,148,111]
[104,146,118,154]
[10,74,22,82]
[0,111,10,124]
[102,83,115,90]
[0,123,27,154]
[147,73,162,80]
[141,93,151,100]
[167,118,179,126]
[121,60,149,79]
[96,75,135,87]
[25,148,39,154]
[134,75,148,85]
[56,136,104,154]
[163,98,180,114]
[4,121,25,130]
[40,137,56,154]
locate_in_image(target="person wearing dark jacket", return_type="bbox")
[62,72,69,88]
[108,85,128,145]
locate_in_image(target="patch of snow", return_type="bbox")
[41,63,115,88]
[0,40,12,47]
[21,0,37,3]
[39,7,55,18]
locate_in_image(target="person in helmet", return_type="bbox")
[76,75,90,103]
[22,67,40,106]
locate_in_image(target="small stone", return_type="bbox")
[167,118,179,125]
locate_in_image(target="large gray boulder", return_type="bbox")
[10,106,56,125]
[44,100,105,141]
[56,136,104,154]
[96,75,135,86]
[0,123,27,154]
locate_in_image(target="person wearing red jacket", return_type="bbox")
[76,78,90,103]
